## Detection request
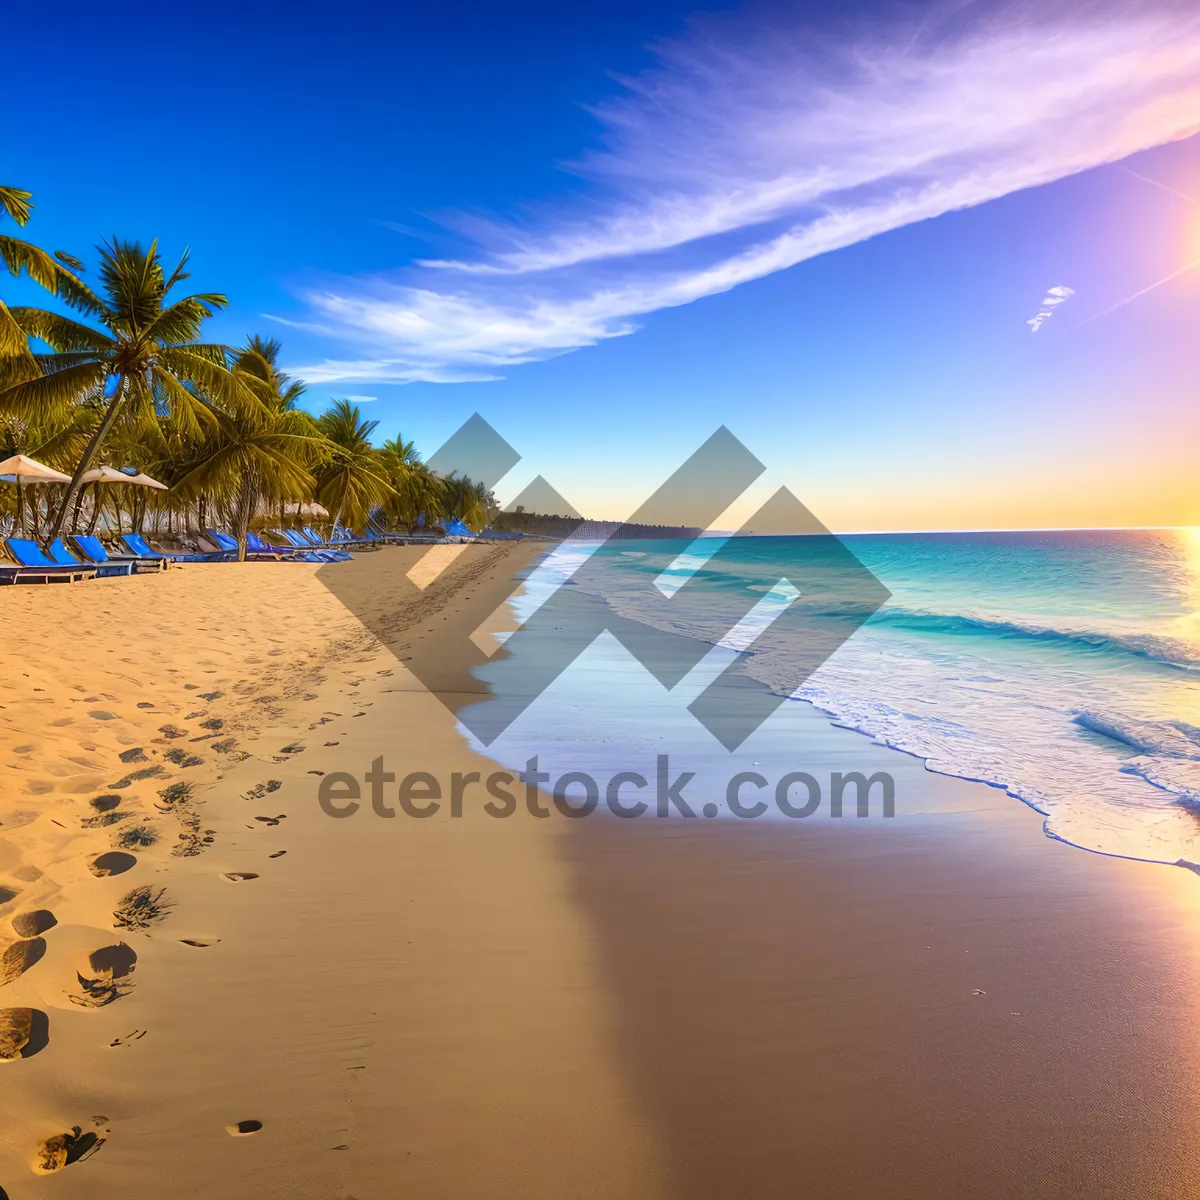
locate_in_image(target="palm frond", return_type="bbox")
[0,186,34,227]
[0,360,109,422]
[0,300,40,387]
[8,307,114,353]
[143,295,228,346]
[0,236,106,315]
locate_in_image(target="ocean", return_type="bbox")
[463,528,1200,869]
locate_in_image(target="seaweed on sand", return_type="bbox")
[113,886,174,931]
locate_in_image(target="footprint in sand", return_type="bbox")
[70,942,137,1008]
[34,1126,105,1174]
[88,711,116,721]
[0,1007,49,1060]
[242,781,282,801]
[136,702,155,710]
[0,939,47,986]
[11,910,56,938]
[179,938,219,948]
[0,887,18,906]
[109,765,166,790]
[164,748,204,768]
[225,1120,263,1136]
[268,851,287,859]
[88,852,136,878]
[199,692,223,701]
[254,815,282,827]
[221,872,259,882]
[108,1028,146,1048]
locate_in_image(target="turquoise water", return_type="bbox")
[466,529,1200,866]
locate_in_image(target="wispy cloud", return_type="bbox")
[286,1,1200,384]
[1027,285,1076,332]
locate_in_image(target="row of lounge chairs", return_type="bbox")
[0,525,389,585]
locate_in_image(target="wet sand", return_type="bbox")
[2,543,1200,1197]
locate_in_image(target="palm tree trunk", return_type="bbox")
[86,484,103,535]
[233,478,255,562]
[44,373,124,548]
[71,483,89,533]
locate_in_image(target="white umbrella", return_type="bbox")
[0,454,72,484]
[122,471,168,491]
[79,465,131,484]
[80,465,169,490]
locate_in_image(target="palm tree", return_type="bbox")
[0,238,249,544]
[315,399,393,531]
[170,336,328,560]
[440,473,496,532]
[378,432,441,532]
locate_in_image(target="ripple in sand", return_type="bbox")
[221,872,259,882]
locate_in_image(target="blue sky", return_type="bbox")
[8,0,1200,530]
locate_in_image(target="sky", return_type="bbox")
[6,0,1200,531]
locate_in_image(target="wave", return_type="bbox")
[1073,711,1200,759]
[870,606,1200,671]
[566,563,1200,672]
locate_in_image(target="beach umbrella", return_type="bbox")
[120,470,168,491]
[81,465,167,489]
[80,464,133,485]
[75,465,170,534]
[79,465,169,491]
[0,455,74,537]
[0,454,72,484]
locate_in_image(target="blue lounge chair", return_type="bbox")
[205,529,286,562]
[291,529,351,560]
[46,538,133,578]
[331,524,369,546]
[120,532,234,563]
[4,538,97,583]
[71,534,169,573]
[276,529,345,562]
[248,530,323,561]
[304,525,357,554]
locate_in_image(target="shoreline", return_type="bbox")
[2,545,1200,1197]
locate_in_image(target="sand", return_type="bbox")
[1,543,1199,1198]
